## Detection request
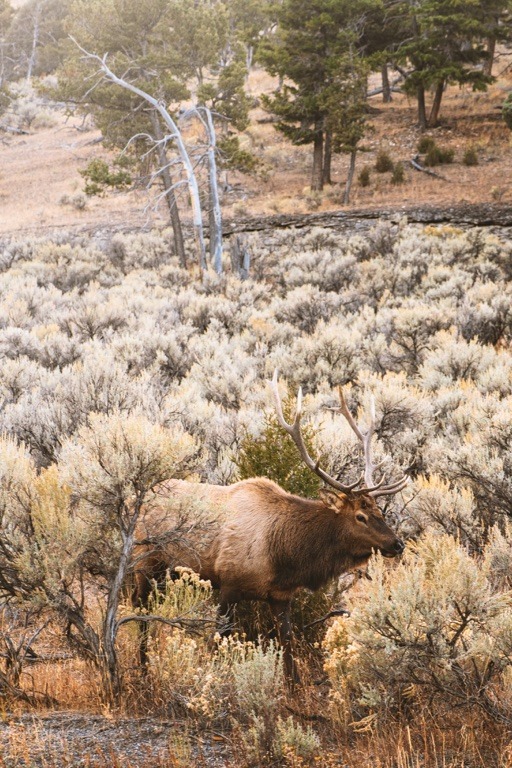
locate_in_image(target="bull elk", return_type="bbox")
[133,372,407,680]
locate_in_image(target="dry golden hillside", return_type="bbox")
[1,62,512,238]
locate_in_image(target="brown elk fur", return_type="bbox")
[132,477,404,679]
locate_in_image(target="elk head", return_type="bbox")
[318,488,405,561]
[270,370,407,561]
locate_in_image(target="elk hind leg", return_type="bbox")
[132,559,167,667]
[133,572,154,667]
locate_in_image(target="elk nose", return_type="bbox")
[394,538,405,555]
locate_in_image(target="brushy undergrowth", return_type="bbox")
[1,222,512,764]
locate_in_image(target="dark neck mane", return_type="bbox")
[267,497,365,592]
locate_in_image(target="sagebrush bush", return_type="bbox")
[417,136,436,154]
[463,146,479,166]
[147,631,283,726]
[358,166,371,187]
[324,534,512,721]
[391,161,405,184]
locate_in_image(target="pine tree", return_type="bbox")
[4,0,73,81]
[323,49,369,204]
[225,0,273,76]
[259,0,377,191]
[384,0,508,129]
[236,392,323,498]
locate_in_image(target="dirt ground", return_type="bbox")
[0,711,232,767]
[1,61,512,240]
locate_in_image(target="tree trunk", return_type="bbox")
[229,234,250,280]
[311,128,324,192]
[245,44,254,82]
[417,84,427,131]
[149,112,186,268]
[381,63,392,103]
[100,509,138,705]
[88,57,207,274]
[343,149,357,206]
[428,80,444,127]
[202,106,223,275]
[484,36,496,77]
[74,43,224,275]
[26,1,42,81]
[322,131,332,186]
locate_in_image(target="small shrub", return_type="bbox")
[60,193,88,210]
[33,110,58,129]
[424,144,454,167]
[358,166,371,187]
[80,159,132,196]
[391,161,405,184]
[0,84,10,116]
[148,633,283,727]
[491,186,506,201]
[374,150,394,173]
[218,135,259,174]
[463,146,479,166]
[235,392,323,498]
[274,716,320,762]
[233,202,249,217]
[305,191,322,210]
[417,136,436,153]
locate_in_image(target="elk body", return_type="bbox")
[133,373,407,679]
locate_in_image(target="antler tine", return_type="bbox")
[351,476,386,496]
[337,389,409,497]
[270,371,362,494]
[369,476,409,498]
[337,386,364,442]
[338,387,377,487]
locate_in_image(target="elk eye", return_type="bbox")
[356,514,368,525]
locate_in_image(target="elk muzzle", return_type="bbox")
[382,537,405,558]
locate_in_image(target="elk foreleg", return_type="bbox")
[269,598,300,686]
[217,591,238,636]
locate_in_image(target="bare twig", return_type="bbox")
[304,608,351,629]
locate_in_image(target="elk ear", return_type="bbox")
[319,488,347,513]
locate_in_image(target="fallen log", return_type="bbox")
[410,155,449,181]
[367,86,403,98]
[0,123,29,135]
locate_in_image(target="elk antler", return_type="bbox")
[269,370,363,494]
[269,371,408,498]
[336,387,408,497]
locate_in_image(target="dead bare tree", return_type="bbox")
[71,39,209,276]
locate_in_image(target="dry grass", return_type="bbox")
[0,616,508,768]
